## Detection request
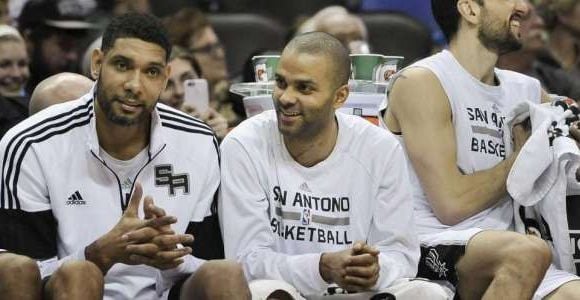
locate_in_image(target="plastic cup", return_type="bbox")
[375,56,404,82]
[350,54,384,81]
[252,55,280,83]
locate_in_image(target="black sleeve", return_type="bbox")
[184,193,224,260]
[0,209,57,259]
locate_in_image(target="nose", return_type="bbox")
[515,0,529,16]
[124,70,142,96]
[6,63,21,78]
[275,86,297,108]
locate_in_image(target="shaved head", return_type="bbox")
[284,32,350,89]
[29,72,94,115]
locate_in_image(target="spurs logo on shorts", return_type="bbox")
[154,164,190,196]
[426,248,448,278]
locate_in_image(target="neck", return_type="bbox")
[497,50,536,74]
[449,31,499,85]
[549,25,579,69]
[284,117,339,167]
[95,100,150,160]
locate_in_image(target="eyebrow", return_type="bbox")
[109,54,166,68]
[295,79,317,87]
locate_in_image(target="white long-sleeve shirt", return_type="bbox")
[0,90,221,299]
[219,110,419,296]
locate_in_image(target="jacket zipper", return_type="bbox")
[90,144,166,212]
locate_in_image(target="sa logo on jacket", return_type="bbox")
[155,164,190,196]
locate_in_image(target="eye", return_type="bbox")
[115,61,128,71]
[297,83,313,94]
[275,77,287,89]
[146,68,160,78]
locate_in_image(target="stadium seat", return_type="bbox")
[208,13,286,77]
[359,12,433,67]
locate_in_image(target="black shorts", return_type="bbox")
[416,244,466,287]
[168,277,188,300]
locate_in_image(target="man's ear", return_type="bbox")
[458,0,482,25]
[333,83,349,109]
[90,48,103,80]
[162,64,171,89]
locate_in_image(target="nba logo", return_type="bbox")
[301,208,311,225]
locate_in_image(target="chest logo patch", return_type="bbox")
[155,164,190,196]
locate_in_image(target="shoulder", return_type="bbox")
[389,66,449,116]
[338,113,401,153]
[156,103,214,138]
[222,110,276,151]
[0,95,93,150]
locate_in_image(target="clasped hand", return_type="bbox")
[85,183,192,274]
[319,241,380,292]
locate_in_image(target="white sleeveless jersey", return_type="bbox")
[384,50,542,236]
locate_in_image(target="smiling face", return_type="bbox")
[0,39,29,97]
[93,37,169,126]
[477,0,529,54]
[272,49,345,139]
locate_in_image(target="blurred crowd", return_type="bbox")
[1,0,580,139]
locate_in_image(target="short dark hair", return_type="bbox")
[101,13,171,61]
[431,0,461,44]
[285,31,350,88]
[432,0,485,43]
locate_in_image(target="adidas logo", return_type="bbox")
[122,178,133,190]
[299,182,312,193]
[66,191,86,205]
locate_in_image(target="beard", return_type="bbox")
[95,79,150,126]
[478,10,522,55]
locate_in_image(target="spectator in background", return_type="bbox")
[498,0,580,100]
[17,0,97,94]
[542,0,580,79]
[164,7,241,126]
[298,6,370,54]
[29,72,93,115]
[160,47,229,139]
[0,24,30,139]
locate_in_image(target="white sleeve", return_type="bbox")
[190,136,221,222]
[369,142,420,290]
[219,137,328,295]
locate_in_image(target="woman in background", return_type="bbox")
[159,47,229,140]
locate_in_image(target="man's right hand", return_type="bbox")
[84,183,182,274]
[319,242,381,292]
[122,196,194,270]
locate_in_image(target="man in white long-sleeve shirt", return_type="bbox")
[219,32,427,298]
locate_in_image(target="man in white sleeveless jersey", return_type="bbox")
[219,32,450,299]
[382,0,580,299]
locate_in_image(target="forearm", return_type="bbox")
[432,152,517,225]
[240,249,327,296]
